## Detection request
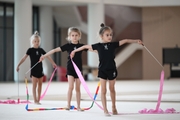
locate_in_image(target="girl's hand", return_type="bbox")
[39,55,45,62]
[137,40,143,45]
[70,51,75,59]
[52,63,57,68]
[16,66,20,72]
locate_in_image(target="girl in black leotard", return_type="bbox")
[71,23,143,116]
[39,27,87,111]
[16,31,56,105]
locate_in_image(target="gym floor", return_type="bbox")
[0,79,180,120]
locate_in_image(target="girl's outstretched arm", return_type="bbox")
[119,39,143,46]
[16,54,28,72]
[70,45,94,58]
[39,47,61,62]
[46,56,57,68]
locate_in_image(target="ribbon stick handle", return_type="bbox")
[18,71,20,103]
[143,44,164,68]
[25,62,39,74]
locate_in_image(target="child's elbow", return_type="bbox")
[53,49,58,53]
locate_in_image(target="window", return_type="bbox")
[0,2,14,81]
[33,6,39,33]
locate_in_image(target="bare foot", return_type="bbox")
[77,108,84,112]
[112,108,118,115]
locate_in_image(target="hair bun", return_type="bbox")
[34,31,39,36]
[100,23,105,28]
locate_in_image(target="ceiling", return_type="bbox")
[1,0,180,7]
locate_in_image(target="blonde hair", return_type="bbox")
[66,27,81,42]
[30,31,41,47]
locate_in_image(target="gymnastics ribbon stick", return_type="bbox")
[25,62,39,74]
[142,44,163,68]
[139,45,179,114]
[17,71,20,103]
[40,67,58,100]
[25,78,29,102]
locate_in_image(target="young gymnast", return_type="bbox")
[16,31,56,105]
[39,27,87,111]
[70,23,143,116]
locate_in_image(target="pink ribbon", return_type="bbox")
[139,70,179,114]
[72,60,180,114]
[156,70,164,111]
[40,67,57,100]
[71,60,104,110]
[139,108,177,114]
[0,100,30,104]
[0,68,57,104]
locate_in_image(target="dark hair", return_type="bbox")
[99,23,112,35]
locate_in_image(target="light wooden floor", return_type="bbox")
[0,79,180,120]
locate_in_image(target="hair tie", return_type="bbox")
[34,31,39,36]
[100,23,105,28]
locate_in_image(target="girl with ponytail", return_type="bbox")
[16,31,56,105]
[71,23,143,116]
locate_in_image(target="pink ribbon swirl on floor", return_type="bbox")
[139,70,179,114]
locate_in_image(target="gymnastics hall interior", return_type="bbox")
[0,0,180,120]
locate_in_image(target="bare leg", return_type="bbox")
[100,78,109,115]
[75,78,83,111]
[109,79,117,115]
[32,76,38,103]
[67,75,75,109]
[37,76,43,104]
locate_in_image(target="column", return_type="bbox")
[14,0,32,82]
[88,1,104,80]
[39,6,53,80]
